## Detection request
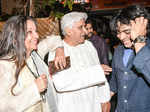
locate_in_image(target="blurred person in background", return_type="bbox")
[85,18,112,75]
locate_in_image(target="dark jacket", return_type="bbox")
[109,39,150,112]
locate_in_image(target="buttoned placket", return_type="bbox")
[123,71,128,110]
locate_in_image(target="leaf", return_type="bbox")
[68,0,73,10]
[64,0,67,7]
[55,12,64,19]
[34,0,74,18]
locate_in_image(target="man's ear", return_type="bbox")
[65,28,72,36]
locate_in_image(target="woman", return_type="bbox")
[0,15,65,112]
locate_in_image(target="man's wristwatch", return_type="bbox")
[132,35,147,44]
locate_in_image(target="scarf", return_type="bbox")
[27,50,58,112]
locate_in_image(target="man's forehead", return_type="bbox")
[74,19,85,26]
[117,22,130,31]
[86,23,92,28]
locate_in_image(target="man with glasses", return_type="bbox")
[109,5,150,112]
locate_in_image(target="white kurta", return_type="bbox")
[48,40,110,112]
[0,35,63,112]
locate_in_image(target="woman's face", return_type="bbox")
[25,20,39,54]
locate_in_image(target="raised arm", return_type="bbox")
[37,35,63,59]
[130,17,150,83]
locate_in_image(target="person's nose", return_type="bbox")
[83,26,88,35]
[34,31,39,39]
[117,33,121,39]
[89,28,93,33]
[117,32,125,41]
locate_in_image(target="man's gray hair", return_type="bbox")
[61,11,88,35]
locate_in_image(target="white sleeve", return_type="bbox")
[52,65,107,92]
[98,81,111,103]
[37,35,63,59]
[0,62,41,112]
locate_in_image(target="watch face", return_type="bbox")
[133,36,146,43]
[140,37,145,41]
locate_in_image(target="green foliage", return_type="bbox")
[64,0,74,10]
[50,11,64,19]
[34,0,74,18]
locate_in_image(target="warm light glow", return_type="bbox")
[74,0,90,3]
[60,0,90,4]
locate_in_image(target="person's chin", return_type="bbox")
[88,33,93,38]
[32,46,38,51]
[124,44,132,48]
[123,41,131,48]
[80,39,85,44]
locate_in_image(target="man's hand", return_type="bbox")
[130,17,148,41]
[101,64,112,75]
[54,47,66,70]
[130,17,148,53]
[101,102,111,112]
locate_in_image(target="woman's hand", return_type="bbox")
[35,74,47,93]
[54,47,66,70]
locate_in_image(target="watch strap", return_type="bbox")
[133,35,147,44]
